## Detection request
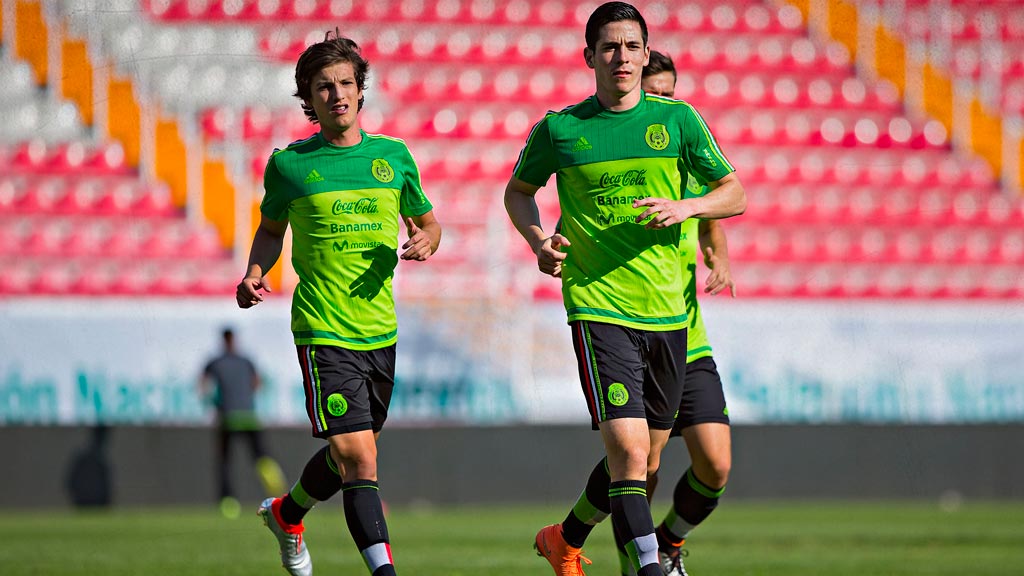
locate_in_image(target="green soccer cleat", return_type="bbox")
[258,497,313,576]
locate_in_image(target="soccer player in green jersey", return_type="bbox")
[609,50,737,576]
[504,4,745,576]
[236,31,441,576]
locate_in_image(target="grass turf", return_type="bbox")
[2,501,1023,575]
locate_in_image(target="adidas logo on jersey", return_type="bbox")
[304,169,325,184]
[572,136,593,152]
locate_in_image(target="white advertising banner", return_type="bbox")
[0,299,515,426]
[519,299,1024,424]
[1,298,1022,425]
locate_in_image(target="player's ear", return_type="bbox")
[643,45,650,67]
[583,47,594,69]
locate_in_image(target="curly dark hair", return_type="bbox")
[293,29,369,124]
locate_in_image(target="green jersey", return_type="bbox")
[261,131,433,350]
[514,93,734,331]
[681,176,712,361]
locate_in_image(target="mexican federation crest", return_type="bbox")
[371,158,395,183]
[645,124,669,151]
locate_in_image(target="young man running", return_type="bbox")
[236,31,441,576]
[503,4,745,575]
[611,49,738,576]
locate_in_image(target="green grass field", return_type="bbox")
[3,501,1023,575]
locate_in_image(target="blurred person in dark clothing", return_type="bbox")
[200,327,285,518]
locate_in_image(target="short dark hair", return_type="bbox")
[293,30,369,124]
[585,2,648,50]
[643,50,676,81]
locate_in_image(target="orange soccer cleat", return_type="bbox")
[534,523,593,576]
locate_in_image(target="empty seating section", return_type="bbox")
[893,1,1024,117]
[0,16,234,296]
[3,0,1023,298]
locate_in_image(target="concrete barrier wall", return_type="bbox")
[3,424,1022,509]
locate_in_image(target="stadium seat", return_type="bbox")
[3,0,1018,300]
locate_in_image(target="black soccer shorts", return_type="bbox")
[296,344,395,438]
[671,355,731,435]
[570,320,687,431]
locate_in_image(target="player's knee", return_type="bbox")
[706,458,731,488]
[646,461,661,480]
[646,466,659,482]
[610,446,650,480]
[331,447,378,480]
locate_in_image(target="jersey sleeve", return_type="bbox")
[260,152,291,221]
[512,114,559,187]
[679,105,735,187]
[397,144,433,217]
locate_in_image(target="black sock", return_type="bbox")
[659,467,724,543]
[561,457,611,548]
[609,480,660,576]
[279,445,343,525]
[343,480,394,576]
[613,518,633,575]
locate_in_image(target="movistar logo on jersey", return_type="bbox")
[599,169,647,188]
[333,239,385,252]
[304,169,325,184]
[371,158,395,183]
[597,213,643,225]
[645,124,669,150]
[572,136,593,152]
[332,197,379,215]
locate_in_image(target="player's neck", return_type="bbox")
[595,87,642,112]
[320,124,363,147]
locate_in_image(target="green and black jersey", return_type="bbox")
[514,92,734,331]
[261,131,433,350]
[681,176,712,361]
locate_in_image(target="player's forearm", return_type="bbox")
[699,219,731,262]
[421,220,443,255]
[244,227,285,279]
[688,175,747,220]
[504,188,547,253]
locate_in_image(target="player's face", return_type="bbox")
[585,20,650,101]
[307,61,362,140]
[642,71,675,97]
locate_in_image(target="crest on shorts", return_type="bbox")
[371,158,394,183]
[645,124,669,151]
[607,383,629,407]
[326,393,349,416]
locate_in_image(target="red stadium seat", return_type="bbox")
[0,258,36,295]
[0,217,30,256]
[34,260,80,295]
[181,226,227,259]
[9,139,49,172]
[23,218,74,257]
[108,262,161,295]
[66,220,115,258]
